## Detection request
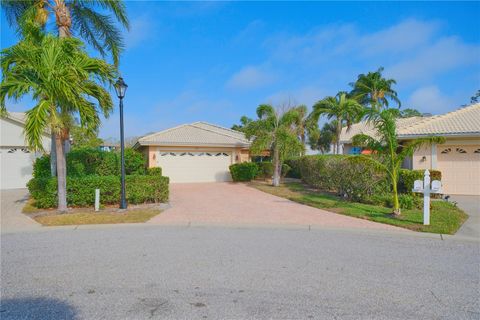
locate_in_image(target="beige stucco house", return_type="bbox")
[0,112,51,189]
[339,104,480,195]
[133,122,251,183]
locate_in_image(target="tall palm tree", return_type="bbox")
[350,67,400,110]
[309,92,364,154]
[308,121,337,154]
[352,108,444,215]
[0,33,117,211]
[245,104,304,187]
[1,0,129,65]
[2,0,128,174]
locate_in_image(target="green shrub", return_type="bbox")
[33,155,52,178]
[257,162,274,179]
[229,162,259,181]
[284,158,301,178]
[399,169,442,194]
[255,161,291,179]
[33,147,146,177]
[28,175,169,208]
[147,167,162,176]
[294,155,389,202]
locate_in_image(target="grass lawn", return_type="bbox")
[30,208,161,226]
[251,181,468,234]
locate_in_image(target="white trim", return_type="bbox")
[431,143,437,169]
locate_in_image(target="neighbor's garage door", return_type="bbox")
[437,145,480,195]
[156,151,232,183]
[0,147,35,189]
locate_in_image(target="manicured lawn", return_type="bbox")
[32,209,161,226]
[251,181,468,234]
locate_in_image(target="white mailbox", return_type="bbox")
[431,180,442,193]
[413,180,423,192]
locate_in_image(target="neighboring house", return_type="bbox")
[339,104,480,195]
[133,122,251,183]
[99,142,118,152]
[0,112,51,189]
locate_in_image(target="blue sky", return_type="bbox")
[1,1,479,139]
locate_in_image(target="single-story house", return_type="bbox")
[339,103,480,196]
[133,122,252,183]
[0,112,51,189]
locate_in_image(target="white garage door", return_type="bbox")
[157,151,232,183]
[437,145,480,195]
[0,147,36,189]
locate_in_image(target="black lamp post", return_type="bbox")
[114,77,128,209]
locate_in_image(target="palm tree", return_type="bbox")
[350,67,400,110]
[0,33,117,211]
[352,108,444,215]
[2,0,128,174]
[1,0,129,65]
[309,121,337,154]
[244,104,304,187]
[309,92,364,154]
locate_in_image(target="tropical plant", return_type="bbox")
[309,92,364,154]
[308,121,337,154]
[231,116,253,132]
[350,67,400,110]
[399,108,422,118]
[1,0,129,65]
[0,34,117,211]
[70,123,103,149]
[352,108,444,215]
[244,104,304,186]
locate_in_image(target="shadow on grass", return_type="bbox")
[0,297,78,319]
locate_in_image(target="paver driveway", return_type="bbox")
[148,182,405,231]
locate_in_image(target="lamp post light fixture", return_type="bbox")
[114,77,128,209]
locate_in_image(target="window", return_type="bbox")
[474,149,480,154]
[456,148,467,154]
[7,148,17,153]
[161,153,169,156]
[179,153,187,156]
[206,153,212,156]
[440,148,451,154]
[222,153,229,156]
[21,148,30,153]
[169,152,176,156]
[188,153,195,156]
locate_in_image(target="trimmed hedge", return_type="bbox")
[399,169,442,194]
[28,175,169,208]
[33,147,146,178]
[229,162,259,182]
[291,155,389,202]
[256,162,291,179]
[284,158,301,178]
[147,167,162,176]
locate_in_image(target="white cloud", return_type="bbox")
[226,66,276,90]
[407,85,454,114]
[386,36,480,82]
[124,15,156,50]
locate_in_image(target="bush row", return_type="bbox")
[28,173,169,208]
[229,162,291,182]
[33,147,146,178]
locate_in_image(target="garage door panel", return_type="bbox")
[437,145,480,195]
[1,147,36,189]
[157,151,232,183]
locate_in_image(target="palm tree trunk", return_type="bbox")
[391,172,401,215]
[336,120,342,155]
[55,133,67,212]
[272,145,281,187]
[50,134,57,176]
[53,0,72,38]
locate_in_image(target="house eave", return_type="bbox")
[134,141,251,149]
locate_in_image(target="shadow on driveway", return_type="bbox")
[0,297,78,319]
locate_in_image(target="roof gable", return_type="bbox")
[136,122,251,147]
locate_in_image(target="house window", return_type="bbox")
[188,153,195,156]
[440,148,451,154]
[474,149,480,154]
[179,153,186,156]
[161,153,169,156]
[21,148,30,153]
[169,152,176,156]
[206,153,212,156]
[7,148,17,153]
[222,153,229,156]
[455,148,467,154]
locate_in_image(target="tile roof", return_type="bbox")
[340,103,480,143]
[136,122,251,147]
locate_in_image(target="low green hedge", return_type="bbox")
[284,158,301,178]
[28,175,169,208]
[256,162,291,179]
[229,162,259,181]
[33,147,146,178]
[399,169,441,194]
[292,155,389,202]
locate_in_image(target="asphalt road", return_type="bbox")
[1,225,479,320]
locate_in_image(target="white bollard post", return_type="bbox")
[423,170,430,225]
[95,189,100,212]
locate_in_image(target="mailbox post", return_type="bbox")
[412,169,442,225]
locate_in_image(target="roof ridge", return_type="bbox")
[190,122,249,142]
[193,121,245,135]
[400,103,480,133]
[138,123,191,142]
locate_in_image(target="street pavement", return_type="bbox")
[1,224,479,320]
